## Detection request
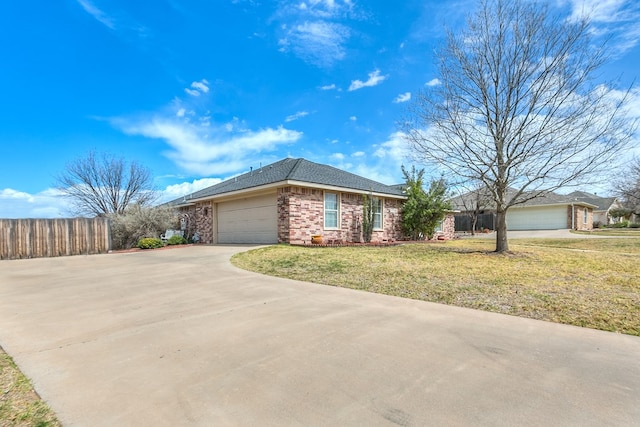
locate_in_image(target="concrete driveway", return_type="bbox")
[0,246,638,426]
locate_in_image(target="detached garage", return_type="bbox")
[507,205,568,230]
[217,193,278,244]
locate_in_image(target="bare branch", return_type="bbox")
[401,0,635,252]
[55,151,157,217]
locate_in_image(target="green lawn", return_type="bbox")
[232,237,640,335]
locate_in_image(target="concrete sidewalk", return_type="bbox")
[0,245,638,426]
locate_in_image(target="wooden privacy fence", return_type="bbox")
[0,218,112,260]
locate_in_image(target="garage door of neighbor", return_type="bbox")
[217,193,278,244]
[506,205,568,230]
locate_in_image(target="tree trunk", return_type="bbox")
[495,210,509,252]
[471,215,477,236]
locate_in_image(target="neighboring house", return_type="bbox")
[565,191,622,226]
[451,189,598,231]
[167,158,456,245]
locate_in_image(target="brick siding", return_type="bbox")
[568,206,593,231]
[439,214,456,239]
[277,186,406,244]
[182,186,456,244]
[179,201,214,244]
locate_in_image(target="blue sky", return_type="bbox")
[1,0,639,218]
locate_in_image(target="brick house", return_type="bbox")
[168,158,455,244]
[451,188,596,232]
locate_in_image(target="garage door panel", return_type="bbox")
[217,194,277,244]
[507,206,567,230]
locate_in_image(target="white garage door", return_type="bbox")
[217,193,278,244]
[506,206,568,230]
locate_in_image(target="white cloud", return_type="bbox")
[0,188,69,219]
[393,92,411,103]
[158,178,223,203]
[425,78,441,87]
[564,0,640,54]
[348,69,388,91]
[278,20,350,67]
[176,108,186,117]
[75,0,148,39]
[332,159,402,186]
[331,152,345,160]
[117,117,302,176]
[285,111,309,122]
[373,131,410,164]
[565,0,627,23]
[191,79,209,93]
[185,79,210,97]
[287,0,355,19]
[274,0,362,67]
[76,0,115,29]
[349,116,357,121]
[330,132,412,186]
[319,83,337,90]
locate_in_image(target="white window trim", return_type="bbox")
[324,191,340,230]
[372,197,383,230]
[583,208,588,224]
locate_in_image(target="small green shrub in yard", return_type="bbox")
[611,221,630,228]
[137,237,164,249]
[166,235,187,245]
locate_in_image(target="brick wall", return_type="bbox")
[569,206,593,231]
[179,201,214,243]
[278,186,325,244]
[381,198,404,241]
[195,201,214,243]
[439,213,456,240]
[278,186,405,244]
[576,206,593,231]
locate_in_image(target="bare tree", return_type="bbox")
[616,157,640,220]
[56,151,157,216]
[452,185,493,235]
[402,0,634,252]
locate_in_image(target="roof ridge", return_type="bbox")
[285,158,304,180]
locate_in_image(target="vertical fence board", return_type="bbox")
[0,218,111,260]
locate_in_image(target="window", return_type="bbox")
[324,192,339,228]
[372,197,383,229]
[583,208,588,224]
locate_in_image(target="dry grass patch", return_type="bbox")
[0,347,60,427]
[232,238,640,335]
